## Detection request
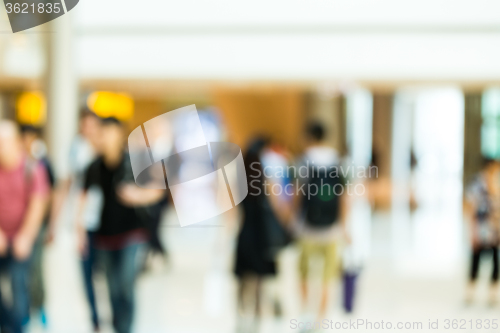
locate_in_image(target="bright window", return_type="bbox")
[482,88,500,159]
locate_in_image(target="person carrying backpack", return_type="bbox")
[295,122,349,322]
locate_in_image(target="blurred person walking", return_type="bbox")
[0,121,49,333]
[19,125,56,328]
[136,186,168,274]
[77,117,163,333]
[143,195,169,271]
[139,123,172,271]
[465,158,500,305]
[295,122,349,323]
[234,137,292,333]
[50,110,102,331]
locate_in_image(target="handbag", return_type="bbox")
[342,246,362,313]
[261,196,292,260]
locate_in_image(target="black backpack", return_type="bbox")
[302,166,343,227]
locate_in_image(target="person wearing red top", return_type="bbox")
[0,120,49,333]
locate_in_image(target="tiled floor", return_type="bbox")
[28,198,499,333]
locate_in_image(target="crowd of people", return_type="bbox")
[0,112,168,333]
[234,123,354,332]
[0,110,356,333]
[1,107,498,333]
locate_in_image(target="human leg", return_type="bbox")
[467,247,483,303]
[299,241,313,309]
[81,232,99,330]
[10,257,30,333]
[146,205,165,255]
[104,243,145,333]
[0,256,11,330]
[29,227,45,313]
[489,246,499,305]
[318,242,338,319]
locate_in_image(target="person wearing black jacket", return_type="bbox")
[77,117,163,333]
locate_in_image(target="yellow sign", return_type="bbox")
[87,91,134,121]
[16,91,47,126]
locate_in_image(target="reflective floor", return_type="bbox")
[25,192,500,333]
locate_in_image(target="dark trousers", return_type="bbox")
[145,202,166,255]
[0,254,30,333]
[29,226,46,312]
[81,231,99,329]
[470,245,499,283]
[97,243,145,333]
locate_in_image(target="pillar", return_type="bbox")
[45,13,78,180]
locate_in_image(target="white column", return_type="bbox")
[391,89,414,266]
[346,88,373,166]
[45,13,78,180]
[345,88,373,266]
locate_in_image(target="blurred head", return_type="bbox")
[306,122,326,145]
[79,109,100,143]
[244,136,269,196]
[482,157,500,177]
[20,125,42,153]
[0,120,23,169]
[98,117,126,157]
